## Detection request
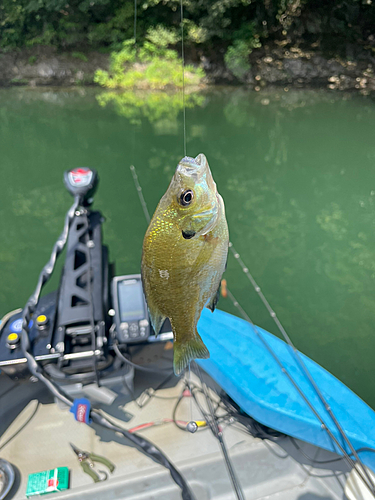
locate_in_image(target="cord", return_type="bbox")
[113,342,172,374]
[90,410,196,500]
[0,401,40,451]
[137,372,176,408]
[199,381,375,469]
[289,437,375,465]
[0,308,22,333]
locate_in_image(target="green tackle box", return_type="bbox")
[26,467,69,497]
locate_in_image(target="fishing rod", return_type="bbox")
[227,243,375,496]
[224,285,375,497]
[193,362,246,500]
[128,160,375,497]
[129,162,246,500]
[127,2,373,494]
[130,165,151,224]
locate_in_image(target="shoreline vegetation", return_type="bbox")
[1,42,374,94]
[94,35,204,90]
[1,1,375,93]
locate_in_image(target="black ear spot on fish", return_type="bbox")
[179,189,194,207]
[182,230,196,239]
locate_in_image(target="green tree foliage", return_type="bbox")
[0,0,133,48]
[94,30,204,89]
[224,22,261,79]
[94,24,205,125]
[1,0,375,68]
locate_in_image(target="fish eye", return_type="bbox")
[179,189,194,207]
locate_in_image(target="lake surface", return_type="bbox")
[1,86,375,408]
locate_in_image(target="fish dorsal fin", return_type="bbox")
[173,333,210,375]
[147,306,166,337]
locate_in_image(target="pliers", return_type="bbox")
[70,443,115,483]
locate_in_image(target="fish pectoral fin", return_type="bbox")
[147,306,166,337]
[206,285,221,313]
[173,333,210,376]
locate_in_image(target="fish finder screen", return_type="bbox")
[118,280,145,322]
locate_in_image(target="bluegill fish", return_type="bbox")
[141,154,229,375]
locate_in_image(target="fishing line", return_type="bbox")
[131,0,138,192]
[134,0,137,45]
[172,380,229,432]
[128,162,375,496]
[189,364,193,423]
[183,363,198,433]
[136,372,176,408]
[188,363,194,427]
[129,162,349,498]
[225,286,375,496]
[180,0,187,157]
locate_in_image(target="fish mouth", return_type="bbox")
[176,154,217,194]
[178,156,200,176]
[179,156,198,167]
[177,154,213,178]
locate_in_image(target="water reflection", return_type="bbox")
[96,89,205,126]
[1,87,375,407]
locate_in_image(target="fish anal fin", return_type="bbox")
[206,285,220,313]
[148,306,166,337]
[173,333,210,375]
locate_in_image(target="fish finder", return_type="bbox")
[111,275,150,343]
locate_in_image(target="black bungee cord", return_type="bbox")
[20,196,196,500]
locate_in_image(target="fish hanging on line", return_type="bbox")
[141,153,229,375]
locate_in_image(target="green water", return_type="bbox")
[1,86,375,408]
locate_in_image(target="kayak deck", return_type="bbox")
[0,362,349,500]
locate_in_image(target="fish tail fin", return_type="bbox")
[173,333,210,376]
